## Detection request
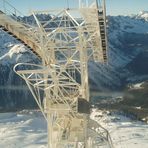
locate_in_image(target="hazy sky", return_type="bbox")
[5,0,148,16]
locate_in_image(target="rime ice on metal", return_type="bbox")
[0,0,112,147]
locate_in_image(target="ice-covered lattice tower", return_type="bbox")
[0,0,113,147]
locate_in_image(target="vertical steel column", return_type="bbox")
[78,28,90,147]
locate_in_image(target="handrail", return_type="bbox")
[97,122,114,148]
[0,0,30,24]
[88,119,114,148]
[0,0,24,17]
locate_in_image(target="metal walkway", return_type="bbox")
[0,5,41,58]
[80,1,108,62]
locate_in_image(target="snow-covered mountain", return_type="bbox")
[89,12,148,90]
[0,12,148,110]
[0,31,39,110]
[135,11,148,21]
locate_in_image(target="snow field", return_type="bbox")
[0,109,148,148]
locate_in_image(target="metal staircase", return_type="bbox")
[0,1,41,59]
[81,1,108,63]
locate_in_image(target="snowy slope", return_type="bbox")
[0,111,47,148]
[91,109,148,148]
[0,110,148,148]
[136,11,148,21]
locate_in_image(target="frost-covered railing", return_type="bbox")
[0,0,29,24]
[0,0,43,59]
[0,0,23,17]
[88,119,114,148]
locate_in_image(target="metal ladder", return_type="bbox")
[80,1,108,63]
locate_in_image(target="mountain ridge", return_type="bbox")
[0,13,148,109]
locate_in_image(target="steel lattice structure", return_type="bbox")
[0,0,113,147]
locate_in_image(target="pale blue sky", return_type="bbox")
[5,0,148,16]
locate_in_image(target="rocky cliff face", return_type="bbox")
[0,12,148,110]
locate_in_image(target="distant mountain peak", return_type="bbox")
[137,11,148,21]
[139,10,148,15]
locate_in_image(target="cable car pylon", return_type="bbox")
[0,0,113,147]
